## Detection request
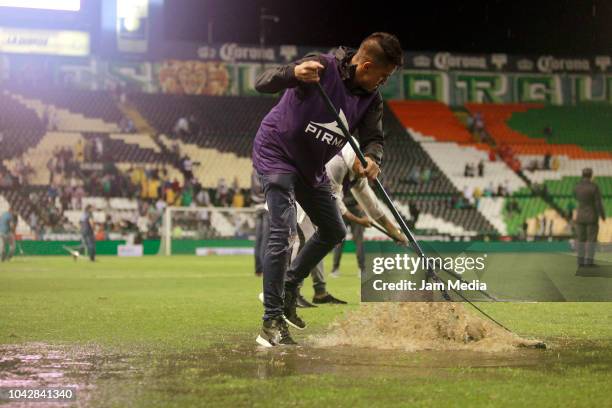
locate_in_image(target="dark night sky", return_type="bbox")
[164,0,611,55]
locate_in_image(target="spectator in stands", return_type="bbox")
[484,182,494,197]
[147,174,161,203]
[420,167,431,183]
[506,199,520,216]
[510,158,521,172]
[474,112,485,138]
[174,116,190,137]
[547,219,554,238]
[465,163,476,177]
[463,186,474,206]
[171,178,181,193]
[0,171,13,188]
[94,137,104,161]
[217,178,228,207]
[75,139,85,163]
[527,159,538,172]
[488,149,496,162]
[574,168,606,267]
[60,186,72,212]
[477,160,484,177]
[73,184,85,210]
[165,183,177,206]
[180,155,193,182]
[536,216,546,237]
[181,183,194,207]
[466,114,475,133]
[122,117,137,134]
[232,189,245,208]
[407,166,420,185]
[103,215,113,240]
[473,187,483,206]
[102,174,112,199]
[551,156,560,171]
[543,124,553,138]
[453,195,466,209]
[196,187,211,207]
[171,141,180,156]
[543,152,552,170]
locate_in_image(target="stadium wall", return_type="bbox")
[1,52,612,105]
[13,240,571,256]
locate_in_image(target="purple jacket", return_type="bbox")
[252,48,383,186]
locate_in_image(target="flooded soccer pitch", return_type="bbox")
[1,256,611,406]
[1,337,611,407]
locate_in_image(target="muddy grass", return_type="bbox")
[312,303,545,352]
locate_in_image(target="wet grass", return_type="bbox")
[1,255,611,407]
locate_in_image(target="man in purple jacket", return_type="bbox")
[253,32,403,347]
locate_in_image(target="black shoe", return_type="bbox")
[312,293,347,305]
[283,288,307,330]
[297,294,317,308]
[256,317,297,347]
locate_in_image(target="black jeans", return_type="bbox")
[259,172,346,320]
[254,209,270,274]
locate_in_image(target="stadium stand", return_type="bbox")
[2,82,610,242]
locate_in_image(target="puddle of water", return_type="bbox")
[0,343,98,407]
[1,338,609,406]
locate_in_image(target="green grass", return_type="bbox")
[1,255,611,407]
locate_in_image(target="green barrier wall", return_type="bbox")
[9,239,571,256]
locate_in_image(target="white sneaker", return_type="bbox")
[258,292,264,303]
[330,269,340,278]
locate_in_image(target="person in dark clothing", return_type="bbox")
[543,152,552,170]
[574,168,606,267]
[79,205,96,261]
[331,195,368,277]
[252,32,403,347]
[477,160,484,177]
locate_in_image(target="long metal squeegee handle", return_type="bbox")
[314,82,516,330]
[314,82,450,300]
